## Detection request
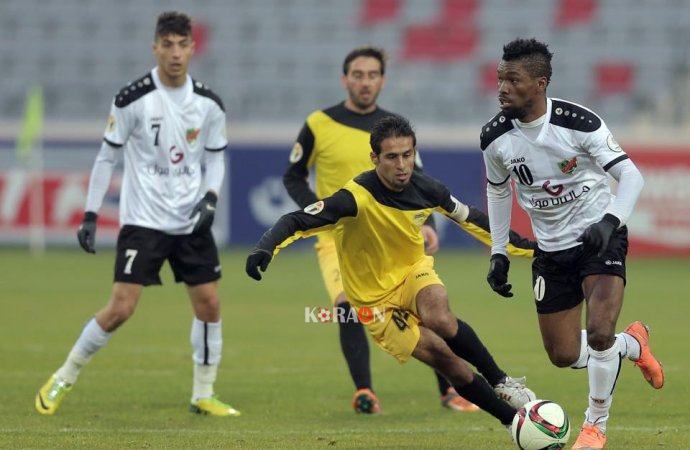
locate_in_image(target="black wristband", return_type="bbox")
[83,211,98,222]
[203,191,218,205]
[602,213,620,229]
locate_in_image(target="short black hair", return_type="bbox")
[155,11,192,39]
[370,115,416,155]
[343,46,387,75]
[502,38,553,83]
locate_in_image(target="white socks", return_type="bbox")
[190,318,222,401]
[55,318,112,384]
[568,329,640,432]
[53,315,225,402]
[569,329,641,370]
[585,335,625,431]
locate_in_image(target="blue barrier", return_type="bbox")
[227,145,488,248]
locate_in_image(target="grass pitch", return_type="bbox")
[0,248,687,448]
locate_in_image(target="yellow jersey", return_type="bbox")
[260,170,534,305]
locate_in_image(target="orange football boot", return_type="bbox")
[624,321,665,389]
[440,387,480,412]
[572,422,607,449]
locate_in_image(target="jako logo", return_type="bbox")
[304,306,386,324]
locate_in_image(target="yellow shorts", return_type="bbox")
[315,236,345,304]
[352,256,443,364]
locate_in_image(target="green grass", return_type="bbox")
[0,248,687,449]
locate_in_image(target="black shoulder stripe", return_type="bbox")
[550,99,601,132]
[114,73,156,108]
[480,112,513,151]
[603,155,629,172]
[193,80,225,112]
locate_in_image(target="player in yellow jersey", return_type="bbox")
[249,115,537,438]
[283,47,534,413]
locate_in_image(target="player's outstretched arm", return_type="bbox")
[245,189,357,281]
[458,206,536,258]
[434,182,535,258]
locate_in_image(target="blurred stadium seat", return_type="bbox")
[1,0,689,126]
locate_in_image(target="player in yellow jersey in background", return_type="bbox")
[283,47,533,413]
[249,115,536,441]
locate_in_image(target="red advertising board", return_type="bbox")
[0,171,121,244]
[507,149,690,256]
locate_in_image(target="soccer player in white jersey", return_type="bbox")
[481,38,664,449]
[35,11,239,417]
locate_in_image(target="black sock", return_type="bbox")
[338,302,371,390]
[444,319,507,386]
[454,374,516,425]
[435,370,451,395]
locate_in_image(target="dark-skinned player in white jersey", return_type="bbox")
[481,38,664,449]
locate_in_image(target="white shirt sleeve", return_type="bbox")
[204,104,228,151]
[579,119,629,171]
[483,145,512,255]
[103,100,135,147]
[84,141,120,213]
[204,150,225,195]
[486,183,512,255]
[604,158,644,226]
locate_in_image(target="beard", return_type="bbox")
[501,105,527,120]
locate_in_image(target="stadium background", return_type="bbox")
[0,0,689,254]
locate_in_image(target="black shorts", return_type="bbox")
[531,226,628,314]
[114,225,221,286]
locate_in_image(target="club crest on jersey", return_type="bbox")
[304,200,324,215]
[186,128,201,145]
[106,115,116,133]
[413,212,426,227]
[289,142,304,163]
[558,157,578,175]
[607,133,622,152]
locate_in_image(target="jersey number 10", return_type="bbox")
[512,164,534,185]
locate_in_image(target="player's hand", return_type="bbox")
[422,225,439,255]
[77,211,98,254]
[487,253,513,298]
[190,191,217,234]
[576,214,620,257]
[246,248,272,281]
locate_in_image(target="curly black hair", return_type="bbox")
[155,11,192,39]
[502,38,553,83]
[370,115,416,155]
[343,46,387,76]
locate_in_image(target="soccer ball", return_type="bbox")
[511,399,570,450]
